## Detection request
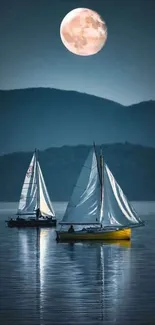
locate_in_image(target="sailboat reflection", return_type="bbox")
[62,240,131,324]
[18,228,50,325]
[17,231,131,324]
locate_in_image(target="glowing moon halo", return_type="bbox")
[60,8,107,56]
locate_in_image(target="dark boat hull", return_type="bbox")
[6,218,57,228]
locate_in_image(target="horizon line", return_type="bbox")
[1,142,155,157]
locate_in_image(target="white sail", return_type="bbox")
[61,149,101,224]
[102,164,142,227]
[37,162,55,217]
[17,153,37,215]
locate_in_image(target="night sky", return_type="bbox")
[0,0,155,105]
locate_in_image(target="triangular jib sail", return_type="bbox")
[61,148,101,225]
[37,162,55,217]
[17,151,55,218]
[102,164,143,228]
[17,153,37,215]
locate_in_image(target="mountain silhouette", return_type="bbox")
[0,143,155,202]
[0,88,155,153]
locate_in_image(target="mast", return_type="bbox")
[35,148,40,219]
[93,142,103,225]
[100,147,104,202]
[93,142,102,186]
[99,147,104,224]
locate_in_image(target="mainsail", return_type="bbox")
[61,149,101,224]
[17,151,55,218]
[101,164,143,227]
[17,153,37,215]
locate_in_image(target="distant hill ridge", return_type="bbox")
[0,143,155,202]
[0,87,155,153]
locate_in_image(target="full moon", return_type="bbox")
[60,8,107,56]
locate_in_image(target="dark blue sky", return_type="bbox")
[0,0,155,105]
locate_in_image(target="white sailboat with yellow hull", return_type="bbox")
[6,149,56,228]
[56,144,144,241]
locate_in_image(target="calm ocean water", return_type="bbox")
[0,202,155,325]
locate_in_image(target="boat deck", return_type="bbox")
[6,217,57,228]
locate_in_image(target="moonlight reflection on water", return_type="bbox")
[0,202,154,325]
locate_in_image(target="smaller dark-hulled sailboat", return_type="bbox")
[6,149,56,228]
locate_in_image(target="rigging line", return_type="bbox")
[83,164,98,171]
[93,142,102,186]
[73,182,100,191]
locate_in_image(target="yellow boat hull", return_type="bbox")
[56,228,131,241]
